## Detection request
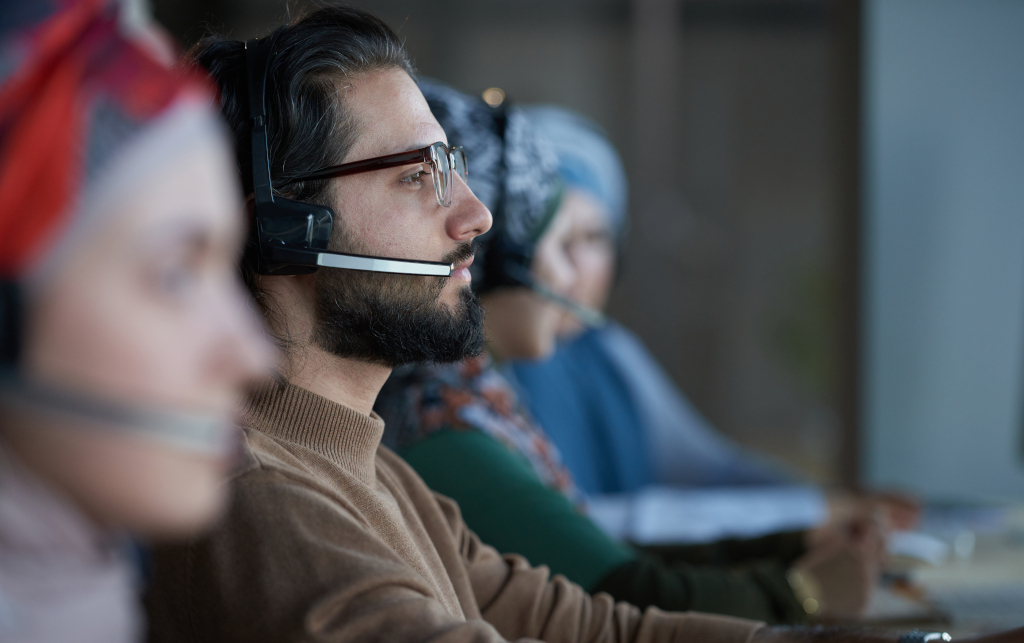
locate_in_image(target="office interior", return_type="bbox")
[152,0,1024,630]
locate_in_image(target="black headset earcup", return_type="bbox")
[0,280,21,367]
[252,197,335,275]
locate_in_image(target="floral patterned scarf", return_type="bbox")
[378,354,586,509]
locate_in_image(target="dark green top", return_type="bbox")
[400,428,808,624]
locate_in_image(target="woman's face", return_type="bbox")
[2,135,275,539]
[481,202,577,361]
[558,189,616,338]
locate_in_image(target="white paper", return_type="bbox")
[587,484,828,545]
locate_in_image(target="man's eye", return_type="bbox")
[400,170,431,185]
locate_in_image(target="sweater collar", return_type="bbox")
[242,381,385,484]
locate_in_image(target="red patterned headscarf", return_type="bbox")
[0,0,216,278]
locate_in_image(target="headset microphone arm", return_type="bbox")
[266,245,453,277]
[503,263,606,328]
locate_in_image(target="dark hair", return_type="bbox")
[192,5,414,204]
[189,5,414,316]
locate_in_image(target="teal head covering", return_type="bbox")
[523,106,628,242]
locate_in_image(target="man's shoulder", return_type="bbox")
[225,427,358,516]
[233,426,313,480]
[375,443,438,496]
[376,444,465,535]
[230,432,457,533]
[376,442,411,470]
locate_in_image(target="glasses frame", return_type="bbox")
[281,141,468,208]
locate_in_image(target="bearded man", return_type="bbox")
[143,7,1021,643]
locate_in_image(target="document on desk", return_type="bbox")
[586,485,828,545]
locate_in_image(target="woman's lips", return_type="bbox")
[452,255,474,282]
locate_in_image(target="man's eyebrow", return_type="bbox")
[375,139,437,157]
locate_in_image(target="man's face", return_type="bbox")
[313,68,492,366]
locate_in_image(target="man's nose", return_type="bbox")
[445,175,492,242]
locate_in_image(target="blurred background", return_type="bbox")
[152,0,1024,502]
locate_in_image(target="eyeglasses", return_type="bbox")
[281,141,468,208]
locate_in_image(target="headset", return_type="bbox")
[0,280,19,370]
[472,104,606,328]
[243,37,453,278]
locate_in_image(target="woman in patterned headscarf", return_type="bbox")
[0,1,273,641]
[377,79,587,506]
[373,82,850,625]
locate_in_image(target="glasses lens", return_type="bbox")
[451,147,468,182]
[430,142,452,207]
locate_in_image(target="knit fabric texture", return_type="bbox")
[144,380,766,643]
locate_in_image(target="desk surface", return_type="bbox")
[864,506,1024,635]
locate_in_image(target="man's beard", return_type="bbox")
[313,242,485,367]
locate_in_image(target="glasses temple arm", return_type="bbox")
[280,148,431,187]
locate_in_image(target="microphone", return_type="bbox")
[503,263,606,328]
[266,245,453,277]
[0,375,235,456]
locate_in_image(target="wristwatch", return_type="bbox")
[785,568,823,616]
[899,630,952,643]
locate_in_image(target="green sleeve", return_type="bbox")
[399,428,635,590]
[400,429,807,624]
[639,530,809,568]
[592,557,808,624]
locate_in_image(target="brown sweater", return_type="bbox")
[144,382,765,643]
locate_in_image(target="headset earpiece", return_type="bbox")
[0,280,20,368]
[251,197,334,276]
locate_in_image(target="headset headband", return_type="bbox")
[245,35,277,208]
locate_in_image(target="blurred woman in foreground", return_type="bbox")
[0,1,273,641]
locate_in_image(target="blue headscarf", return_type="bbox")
[523,106,628,242]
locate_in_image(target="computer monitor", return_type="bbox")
[862,0,1024,502]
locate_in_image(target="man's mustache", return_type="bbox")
[441,241,476,266]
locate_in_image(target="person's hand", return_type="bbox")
[871,492,921,532]
[793,542,879,620]
[828,491,922,533]
[796,509,886,620]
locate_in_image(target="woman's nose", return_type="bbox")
[210,281,278,386]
